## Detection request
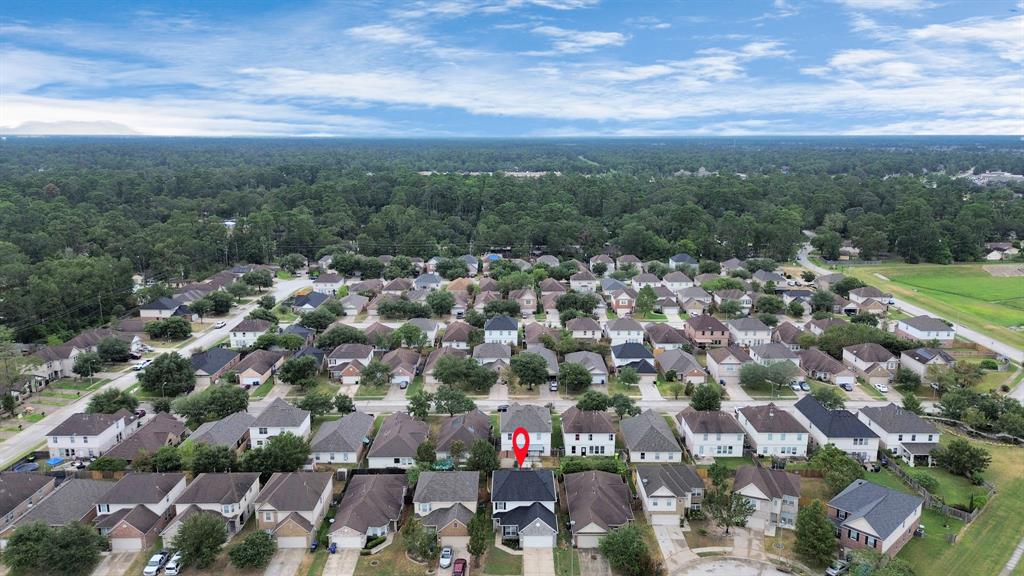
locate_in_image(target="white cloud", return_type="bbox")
[836,0,936,11]
[346,24,432,46]
[910,16,1024,62]
[527,25,628,54]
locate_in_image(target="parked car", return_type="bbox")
[453,558,468,576]
[799,381,810,392]
[163,552,183,576]
[840,382,854,392]
[549,381,558,392]
[133,359,153,371]
[789,381,801,392]
[399,380,409,389]
[439,546,453,569]
[873,382,889,393]
[862,461,880,472]
[142,551,169,576]
[825,559,849,576]
[497,404,509,413]
[214,321,227,329]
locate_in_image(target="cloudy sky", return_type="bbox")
[2,0,1022,136]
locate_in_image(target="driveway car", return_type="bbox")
[826,559,850,576]
[873,382,889,393]
[142,551,168,576]
[440,546,453,569]
[214,321,227,328]
[163,553,183,576]
[453,558,468,576]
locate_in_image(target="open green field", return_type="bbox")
[841,262,1024,349]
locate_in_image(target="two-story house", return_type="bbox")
[0,474,57,534]
[706,346,752,386]
[436,409,491,462]
[161,473,261,543]
[500,404,552,458]
[366,412,428,469]
[828,480,923,558]
[256,472,333,548]
[47,411,130,460]
[484,316,518,345]
[191,411,256,454]
[95,473,187,552]
[561,407,615,457]
[441,321,474,350]
[565,470,634,548]
[634,464,704,526]
[250,398,311,447]
[569,270,599,293]
[843,343,898,388]
[608,289,637,316]
[382,348,420,387]
[736,403,808,458]
[312,273,344,295]
[562,351,608,385]
[726,318,772,347]
[620,409,683,463]
[330,474,407,549]
[491,470,558,548]
[895,316,955,347]
[566,317,601,341]
[857,404,940,467]
[414,471,479,538]
[327,343,375,383]
[734,466,800,533]
[792,396,879,462]
[900,347,956,379]
[605,318,644,346]
[310,410,374,465]
[676,407,745,460]
[229,318,273,349]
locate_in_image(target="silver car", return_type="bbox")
[439,546,454,569]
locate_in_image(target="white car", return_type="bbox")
[142,551,168,576]
[439,546,454,569]
[874,382,889,393]
[214,321,226,329]
[163,552,183,575]
[133,359,153,371]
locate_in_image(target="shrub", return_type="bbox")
[911,471,938,492]
[363,535,387,550]
[979,359,998,370]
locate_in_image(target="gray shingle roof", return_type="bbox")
[500,403,552,434]
[565,470,633,533]
[332,474,406,534]
[828,479,922,540]
[413,471,479,503]
[421,503,475,531]
[191,348,241,376]
[902,347,955,364]
[734,466,800,500]
[794,396,877,439]
[104,412,188,461]
[436,410,491,452]
[858,404,938,435]
[493,502,556,532]
[191,411,255,448]
[620,409,680,453]
[561,407,614,434]
[235,349,283,376]
[473,343,511,360]
[367,412,428,458]
[257,472,332,511]
[99,473,184,505]
[491,470,556,502]
[728,317,771,332]
[607,318,643,332]
[751,343,799,360]
[484,316,518,331]
[677,407,744,434]
[844,343,894,363]
[252,398,309,428]
[566,317,600,331]
[563,351,607,374]
[655,349,702,375]
[310,411,374,454]
[175,473,261,505]
[9,479,111,528]
[635,464,703,496]
[231,318,272,333]
[0,474,55,518]
[707,345,752,364]
[611,342,654,360]
[900,315,951,332]
[738,403,807,434]
[47,411,126,437]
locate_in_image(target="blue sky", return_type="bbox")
[2,0,1022,136]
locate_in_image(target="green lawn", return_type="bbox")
[842,262,1024,349]
[50,378,108,392]
[286,375,339,399]
[741,380,797,399]
[975,367,1016,393]
[896,461,986,509]
[249,377,276,399]
[353,530,425,576]
[607,377,641,398]
[698,456,754,471]
[354,383,388,399]
[404,376,424,398]
[22,413,44,423]
[276,270,294,279]
[637,311,668,321]
[860,381,888,400]
[483,541,523,575]
[808,379,848,400]
[274,305,298,323]
[551,414,564,450]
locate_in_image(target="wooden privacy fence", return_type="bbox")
[886,462,994,524]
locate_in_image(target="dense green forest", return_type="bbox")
[1,137,1021,342]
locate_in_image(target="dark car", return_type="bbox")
[453,558,468,576]
[496,404,509,413]
[840,382,854,392]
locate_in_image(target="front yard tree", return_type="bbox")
[795,500,837,567]
[618,366,639,388]
[811,385,846,410]
[172,511,228,569]
[407,390,434,421]
[279,253,306,274]
[172,385,249,425]
[297,391,334,417]
[387,324,428,350]
[810,290,836,313]
[788,300,805,318]
[278,355,318,385]
[932,438,991,479]
[690,383,723,411]
[229,530,276,569]
[426,290,455,317]
[810,444,865,495]
[190,298,214,322]
[72,352,103,380]
[575,390,611,411]
[242,269,273,291]
[97,337,131,363]
[610,393,641,418]
[209,291,234,314]
[704,485,755,535]
[558,362,592,394]
[635,285,657,317]
[86,388,139,414]
[334,393,355,414]
[49,522,108,576]
[2,522,50,572]
[901,393,923,415]
[434,385,476,416]
[718,300,742,319]
[258,295,276,310]
[299,308,335,331]
[598,525,655,576]
[467,438,499,474]
[511,352,548,391]
[360,360,393,388]
[315,324,367,348]
[139,352,195,396]
[668,381,685,400]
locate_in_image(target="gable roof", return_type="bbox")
[329,343,374,360]
[707,346,752,364]
[48,411,127,437]
[252,398,309,428]
[564,351,607,374]
[104,412,187,461]
[794,396,877,439]
[176,473,261,505]
[655,349,703,375]
[436,409,491,452]
[340,294,369,308]
[566,317,600,331]
[484,316,518,331]
[645,323,687,345]
[737,403,806,434]
[728,317,771,332]
[607,317,643,332]
[561,407,614,434]
[0,474,54,517]
[620,409,680,453]
[442,321,474,342]
[899,315,951,332]
[257,472,332,511]
[310,411,374,454]
[367,412,428,458]
[332,474,406,534]
[8,478,110,528]
[902,347,956,364]
[611,342,654,360]
[751,343,799,361]
[570,269,596,281]
[424,347,468,374]
[293,292,331,309]
[734,466,800,500]
[414,471,479,503]
[500,403,552,434]
[473,342,511,360]
[774,322,806,345]
[800,348,849,375]
[858,404,938,434]
[676,407,744,434]
[564,470,634,533]
[491,470,557,502]
[382,348,420,373]
[96,504,161,534]
[235,349,283,376]
[687,314,727,332]
[635,464,703,497]
[670,253,698,265]
[844,343,895,363]
[140,297,185,311]
[493,501,556,533]
[99,473,184,505]
[191,411,255,448]
[828,479,922,540]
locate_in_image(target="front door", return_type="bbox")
[580,447,587,456]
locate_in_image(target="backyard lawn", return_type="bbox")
[551,414,564,450]
[484,540,524,575]
[354,530,426,576]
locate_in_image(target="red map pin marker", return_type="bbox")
[512,427,530,468]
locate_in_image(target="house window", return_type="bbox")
[911,434,917,441]
[848,529,860,542]
[898,434,904,441]
[866,536,878,548]
[639,452,646,460]
[259,428,268,435]
[98,504,110,514]
[571,446,576,454]
[263,511,274,522]
[495,502,506,511]
[419,503,431,513]
[608,434,614,441]
[223,505,234,514]
[394,458,401,464]
[503,525,518,537]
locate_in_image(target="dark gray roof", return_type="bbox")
[436,410,491,452]
[48,411,126,437]
[670,254,698,265]
[561,407,614,434]
[621,409,680,453]
[484,316,518,331]
[601,278,627,292]
[191,347,240,375]
[829,479,923,540]
[565,470,633,533]
[738,403,806,434]
[473,342,511,360]
[191,411,255,448]
[844,343,894,363]
[104,412,188,461]
[99,473,184,505]
[564,351,607,374]
[607,317,643,332]
[624,359,657,374]
[329,343,374,360]
[751,343,799,360]
[257,472,333,511]
[859,404,938,435]
[252,398,309,428]
[794,396,877,439]
[367,412,428,458]
[687,314,727,331]
[422,503,475,531]
[10,479,111,528]
[293,346,326,365]
[293,292,331,309]
[0,474,55,517]
[235,349,283,376]
[677,407,744,434]
[734,466,800,500]
[500,403,552,434]
[310,411,374,453]
[655,349,702,375]
[611,342,654,360]
[491,470,557,503]
[902,347,956,364]
[283,324,315,338]
[728,317,771,332]
[899,315,951,332]
[494,502,556,532]
[635,464,703,496]
[140,297,184,311]
[96,504,160,533]
[646,323,687,344]
[231,318,272,333]
[176,473,261,505]
[332,474,406,534]
[413,471,479,503]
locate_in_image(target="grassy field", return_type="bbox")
[655,379,688,400]
[840,262,1024,349]
[484,540,524,575]
[354,530,425,576]
[606,377,642,398]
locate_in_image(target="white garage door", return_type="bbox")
[576,533,602,549]
[276,536,309,549]
[110,537,144,552]
[330,535,364,549]
[650,513,678,526]
[521,534,553,548]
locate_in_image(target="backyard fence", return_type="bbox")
[923,415,1024,445]
[886,462,994,524]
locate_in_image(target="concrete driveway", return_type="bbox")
[575,549,612,576]
[438,536,470,575]
[523,547,556,576]
[653,524,698,572]
[675,557,791,575]
[263,549,305,576]
[323,549,359,576]
[90,553,138,576]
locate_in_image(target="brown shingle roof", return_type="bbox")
[737,403,806,434]
[561,407,614,434]
[676,407,744,434]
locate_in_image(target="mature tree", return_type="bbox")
[788,300,806,318]
[240,432,310,474]
[756,295,784,314]
[191,443,238,473]
[279,253,306,273]
[72,352,104,380]
[555,292,600,315]
[704,485,755,535]
[149,444,182,472]
[299,308,336,330]
[618,366,640,388]
[708,462,731,488]
[403,517,440,564]
[49,522,109,576]
[242,269,274,291]
[810,290,836,313]
[191,298,216,323]
[361,360,393,388]
[408,390,434,421]
[467,509,490,568]
[426,290,456,317]
[817,323,917,360]
[2,522,50,573]
[97,337,131,363]
[511,352,549,391]
[172,511,228,569]
[209,291,235,314]
[718,300,742,319]
[635,286,657,317]
[901,393,923,415]
[416,439,437,468]
[598,525,657,576]
[316,324,367,348]
[795,500,837,567]
[932,438,991,479]
[139,352,195,396]
[559,362,593,394]
[173,384,248,425]
[148,316,194,340]
[334,393,355,414]
[436,258,469,280]
[257,295,276,311]
[894,367,922,394]
[830,277,867,299]
[811,230,842,260]
[576,390,611,411]
[467,438,499,474]
[850,313,878,327]
[297,391,334,417]
[86,388,139,414]
[610,393,641,418]
[434,385,476,416]
[483,299,522,318]
[668,381,685,400]
[229,530,277,569]
[811,385,846,410]
[810,444,865,494]
[387,323,428,350]
[690,383,722,411]
[739,362,798,395]
[278,355,319,385]
[448,439,466,464]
